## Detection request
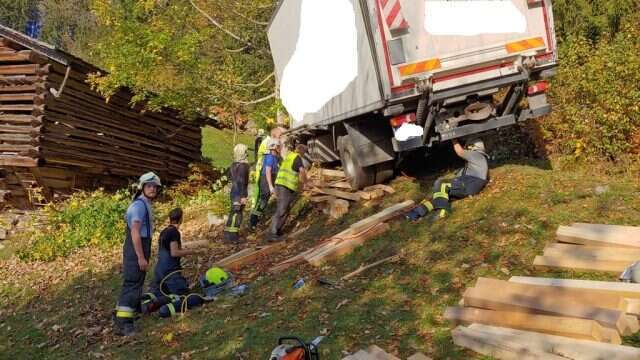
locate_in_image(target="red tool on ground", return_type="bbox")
[269,336,323,360]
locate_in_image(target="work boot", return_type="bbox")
[265,232,282,243]
[112,313,136,337]
[425,209,449,224]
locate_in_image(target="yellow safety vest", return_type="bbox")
[255,136,271,178]
[275,152,300,192]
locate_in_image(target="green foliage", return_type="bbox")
[544,14,640,160]
[201,126,255,168]
[553,0,638,42]
[38,0,98,59]
[0,0,38,31]
[17,190,129,262]
[86,0,276,124]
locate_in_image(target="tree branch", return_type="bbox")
[236,72,274,88]
[236,92,276,105]
[189,0,251,46]
[232,9,269,26]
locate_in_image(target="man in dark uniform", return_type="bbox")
[406,138,489,221]
[113,172,161,336]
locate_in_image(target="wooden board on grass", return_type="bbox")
[544,243,640,262]
[306,222,390,266]
[510,276,640,299]
[474,277,639,315]
[468,324,640,360]
[215,243,285,271]
[314,187,361,202]
[346,200,414,236]
[533,255,630,274]
[445,306,621,344]
[463,286,627,333]
[556,225,640,248]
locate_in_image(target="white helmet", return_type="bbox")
[137,171,162,190]
[267,138,280,151]
[466,138,486,153]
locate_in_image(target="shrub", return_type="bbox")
[543,16,640,160]
[17,190,129,261]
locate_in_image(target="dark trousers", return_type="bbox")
[223,202,245,243]
[116,229,151,322]
[250,175,272,227]
[433,175,487,199]
[270,185,297,236]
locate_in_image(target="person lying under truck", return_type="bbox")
[223,144,251,243]
[141,208,208,317]
[406,137,489,221]
[249,138,281,230]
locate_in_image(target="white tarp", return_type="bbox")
[424,1,527,36]
[279,0,359,123]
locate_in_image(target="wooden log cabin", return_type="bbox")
[0,25,204,208]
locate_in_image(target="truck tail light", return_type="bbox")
[528,81,549,96]
[390,113,416,128]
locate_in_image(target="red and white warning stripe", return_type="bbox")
[380,0,409,34]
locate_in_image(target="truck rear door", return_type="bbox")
[375,0,557,95]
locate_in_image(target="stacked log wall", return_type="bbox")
[0,36,203,208]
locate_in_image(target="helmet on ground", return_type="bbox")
[137,172,162,190]
[205,267,229,286]
[466,138,486,153]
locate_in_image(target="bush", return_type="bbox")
[17,190,129,261]
[543,16,640,160]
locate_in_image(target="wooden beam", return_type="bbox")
[444,306,621,344]
[509,276,640,299]
[306,222,390,266]
[346,200,415,236]
[364,184,395,194]
[556,225,640,248]
[452,325,566,360]
[533,255,630,273]
[467,324,640,360]
[214,242,285,271]
[320,169,346,178]
[313,187,361,202]
[463,286,627,332]
[475,277,639,315]
[572,223,640,235]
[544,243,640,260]
[0,64,39,75]
[0,156,38,167]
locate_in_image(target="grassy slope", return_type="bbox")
[2,159,640,359]
[201,126,255,168]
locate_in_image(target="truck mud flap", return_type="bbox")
[344,121,395,167]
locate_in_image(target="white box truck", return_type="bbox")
[268,0,557,188]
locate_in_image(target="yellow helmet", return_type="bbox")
[205,267,229,285]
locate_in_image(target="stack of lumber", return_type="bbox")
[342,346,430,360]
[534,223,640,273]
[213,243,285,271]
[309,168,395,205]
[0,27,203,208]
[447,276,640,359]
[270,200,414,271]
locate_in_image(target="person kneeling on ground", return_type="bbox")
[223,144,250,243]
[406,138,489,221]
[141,208,205,318]
[267,143,308,242]
[249,138,281,230]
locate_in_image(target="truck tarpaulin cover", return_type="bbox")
[279,0,359,124]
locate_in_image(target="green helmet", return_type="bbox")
[205,267,229,285]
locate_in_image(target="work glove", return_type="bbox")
[405,205,428,221]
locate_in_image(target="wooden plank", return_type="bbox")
[359,188,385,201]
[475,277,638,315]
[329,181,353,190]
[407,354,431,360]
[346,200,415,235]
[534,255,630,273]
[214,242,285,271]
[556,225,640,248]
[314,187,361,202]
[0,64,39,75]
[452,325,565,360]
[309,195,332,203]
[0,156,38,167]
[510,276,640,299]
[306,223,390,266]
[544,243,640,259]
[364,184,395,194]
[468,324,640,360]
[321,169,346,178]
[0,50,32,63]
[365,345,400,360]
[0,115,41,125]
[444,306,621,344]
[572,223,640,235]
[463,285,628,333]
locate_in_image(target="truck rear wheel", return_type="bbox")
[338,135,374,189]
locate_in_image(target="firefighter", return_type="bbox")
[113,172,162,336]
[223,144,251,243]
[251,127,286,211]
[249,138,281,230]
[254,128,266,161]
[267,143,308,242]
[406,138,489,221]
[141,208,205,317]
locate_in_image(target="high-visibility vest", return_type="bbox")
[255,136,271,178]
[275,152,300,191]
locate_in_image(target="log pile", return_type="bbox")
[447,223,640,359]
[0,27,203,208]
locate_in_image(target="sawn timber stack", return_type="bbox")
[0,25,204,208]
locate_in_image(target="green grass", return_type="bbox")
[2,159,640,358]
[201,126,255,168]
